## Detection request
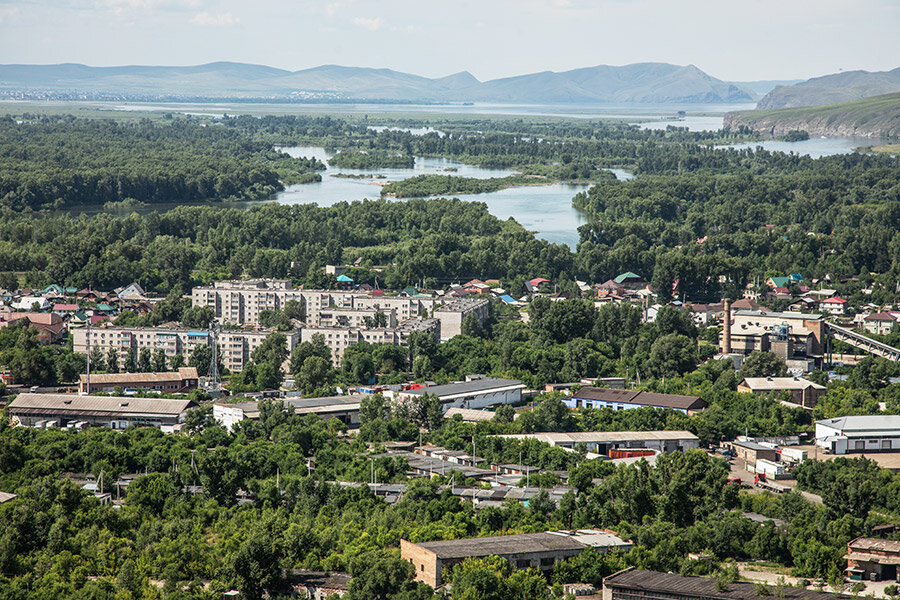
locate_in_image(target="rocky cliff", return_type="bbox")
[725,92,900,139]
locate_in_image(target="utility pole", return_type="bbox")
[84,320,91,395]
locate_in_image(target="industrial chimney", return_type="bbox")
[722,298,732,355]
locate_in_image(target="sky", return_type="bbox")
[0,0,898,82]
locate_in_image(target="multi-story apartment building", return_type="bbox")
[72,326,297,373]
[355,295,435,321]
[301,318,440,368]
[301,326,397,367]
[312,306,398,329]
[192,278,446,328]
[191,279,306,326]
[433,297,490,339]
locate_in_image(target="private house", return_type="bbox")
[402,530,632,588]
[737,377,827,409]
[8,394,196,431]
[13,296,50,311]
[0,312,65,344]
[820,296,848,315]
[566,388,707,414]
[614,272,646,289]
[864,312,900,335]
[816,415,900,455]
[78,367,199,395]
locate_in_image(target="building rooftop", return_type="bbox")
[444,407,497,422]
[573,388,706,411]
[498,431,698,444]
[730,440,775,452]
[434,297,490,312]
[817,415,900,435]
[412,530,626,559]
[9,394,195,417]
[403,378,524,399]
[739,377,825,391]
[848,537,900,554]
[79,367,199,385]
[734,309,823,321]
[604,569,847,600]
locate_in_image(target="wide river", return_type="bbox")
[269,146,634,248]
[41,101,871,249]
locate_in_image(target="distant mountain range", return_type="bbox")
[0,61,761,104]
[757,68,900,109]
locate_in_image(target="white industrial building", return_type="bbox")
[398,377,524,410]
[816,415,900,455]
[497,431,700,454]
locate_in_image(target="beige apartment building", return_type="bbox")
[191,279,435,327]
[72,326,297,373]
[301,318,440,367]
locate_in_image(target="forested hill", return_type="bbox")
[0,61,755,103]
[757,66,900,109]
[723,92,900,139]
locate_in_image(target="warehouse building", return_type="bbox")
[845,537,900,582]
[566,388,706,414]
[8,394,196,431]
[497,431,700,454]
[603,568,847,600]
[79,367,199,394]
[402,529,631,587]
[398,377,524,410]
[738,377,826,409]
[816,415,900,455]
[213,394,367,430]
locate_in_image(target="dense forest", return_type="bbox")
[0,116,325,210]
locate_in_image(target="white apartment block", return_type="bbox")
[312,306,398,329]
[191,279,306,326]
[72,326,297,373]
[192,279,437,327]
[302,318,440,367]
[433,297,490,339]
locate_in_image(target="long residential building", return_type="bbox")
[79,367,199,394]
[301,318,440,367]
[8,394,196,431]
[72,326,297,373]
[191,279,436,327]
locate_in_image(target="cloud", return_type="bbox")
[352,16,382,31]
[190,11,239,26]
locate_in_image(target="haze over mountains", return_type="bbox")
[757,67,900,109]
[0,61,760,104]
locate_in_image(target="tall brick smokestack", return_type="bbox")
[722,298,732,355]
